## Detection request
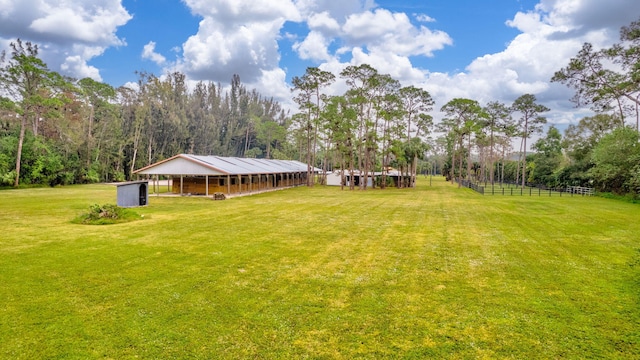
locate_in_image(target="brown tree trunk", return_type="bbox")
[14,115,27,187]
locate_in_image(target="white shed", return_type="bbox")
[116,180,149,207]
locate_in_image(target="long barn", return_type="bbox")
[133,154,316,197]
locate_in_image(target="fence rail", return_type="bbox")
[566,186,594,196]
[457,179,595,197]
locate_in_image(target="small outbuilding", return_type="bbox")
[115,180,149,207]
[325,170,404,188]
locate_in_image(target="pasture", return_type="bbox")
[1,177,639,359]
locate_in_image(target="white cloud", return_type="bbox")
[255,68,292,105]
[348,47,426,83]
[183,0,300,23]
[176,0,300,86]
[60,55,101,80]
[415,14,436,23]
[307,11,341,34]
[341,9,452,57]
[142,41,167,65]
[3,0,638,129]
[418,0,640,128]
[295,0,375,19]
[292,31,333,61]
[290,6,452,90]
[0,0,131,81]
[178,18,284,82]
[29,5,128,45]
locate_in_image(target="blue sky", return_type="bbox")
[1,0,640,128]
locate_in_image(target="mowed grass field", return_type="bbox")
[1,177,639,359]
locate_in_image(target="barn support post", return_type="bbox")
[238,174,242,193]
[249,174,252,193]
[180,175,184,196]
[205,175,209,197]
[227,174,231,195]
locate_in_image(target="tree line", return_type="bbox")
[0,40,291,187]
[1,18,639,196]
[288,18,640,196]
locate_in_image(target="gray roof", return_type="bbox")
[134,154,319,176]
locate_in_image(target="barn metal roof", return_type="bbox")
[134,154,318,176]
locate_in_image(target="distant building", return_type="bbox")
[325,169,404,188]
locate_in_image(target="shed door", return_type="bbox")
[139,184,147,206]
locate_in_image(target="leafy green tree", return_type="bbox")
[511,94,549,188]
[322,95,358,190]
[483,101,513,185]
[553,17,640,129]
[0,39,72,186]
[557,114,618,187]
[0,127,17,185]
[77,77,119,181]
[376,83,403,188]
[530,126,563,187]
[341,64,379,189]
[589,126,640,194]
[552,43,631,122]
[399,85,434,139]
[292,67,335,186]
[403,137,430,188]
[257,119,286,160]
[399,85,433,187]
[439,98,483,186]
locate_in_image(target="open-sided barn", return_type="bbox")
[133,154,317,197]
[325,169,405,188]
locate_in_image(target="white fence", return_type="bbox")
[566,186,594,196]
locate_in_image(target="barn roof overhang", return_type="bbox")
[133,154,319,176]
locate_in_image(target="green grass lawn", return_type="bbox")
[1,177,639,359]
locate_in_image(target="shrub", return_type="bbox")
[73,203,144,225]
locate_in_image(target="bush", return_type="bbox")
[73,203,144,225]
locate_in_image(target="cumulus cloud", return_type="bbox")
[176,0,300,86]
[0,0,131,81]
[4,0,639,128]
[184,0,300,23]
[142,41,167,65]
[290,6,452,88]
[307,11,341,34]
[295,0,376,19]
[342,9,452,57]
[293,31,333,61]
[420,0,640,126]
[60,55,101,80]
[415,14,436,23]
